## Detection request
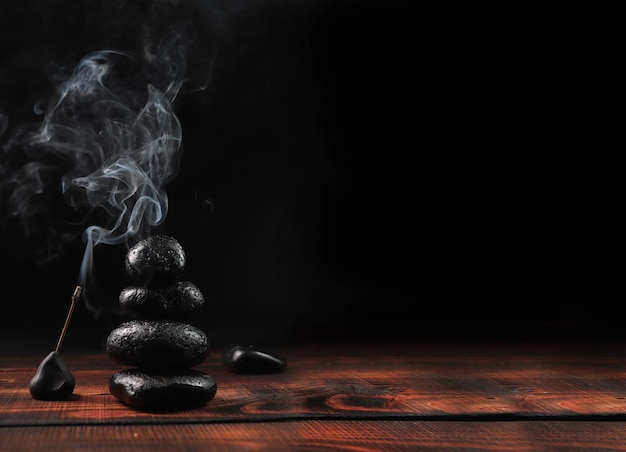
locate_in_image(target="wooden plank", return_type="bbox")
[2,421,626,451]
[2,341,626,426]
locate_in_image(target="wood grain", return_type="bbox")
[2,341,626,450]
[2,341,626,426]
[2,421,626,451]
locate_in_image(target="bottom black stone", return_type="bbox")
[109,369,217,410]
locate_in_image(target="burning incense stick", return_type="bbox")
[55,285,82,353]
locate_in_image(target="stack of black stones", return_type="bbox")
[106,235,217,410]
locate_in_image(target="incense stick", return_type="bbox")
[55,285,82,353]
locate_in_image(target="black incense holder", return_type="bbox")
[29,286,81,400]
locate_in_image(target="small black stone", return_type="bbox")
[119,281,205,321]
[223,344,287,374]
[106,320,209,369]
[125,235,186,286]
[109,369,217,410]
[29,351,75,400]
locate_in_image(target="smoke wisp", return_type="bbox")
[1,26,192,316]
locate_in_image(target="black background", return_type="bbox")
[0,0,621,353]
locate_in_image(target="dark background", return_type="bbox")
[0,0,620,353]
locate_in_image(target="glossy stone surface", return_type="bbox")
[125,234,186,286]
[223,344,287,374]
[106,320,209,369]
[29,351,75,400]
[119,281,205,321]
[109,369,217,410]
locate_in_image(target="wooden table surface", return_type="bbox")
[2,340,626,451]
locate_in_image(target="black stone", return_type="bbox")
[109,369,217,410]
[29,351,75,400]
[119,281,205,321]
[125,234,186,286]
[106,320,209,369]
[223,344,287,374]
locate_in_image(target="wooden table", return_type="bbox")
[2,340,626,450]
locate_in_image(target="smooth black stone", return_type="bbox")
[119,281,205,321]
[125,234,186,286]
[109,369,217,410]
[29,351,75,400]
[223,344,287,374]
[106,320,209,369]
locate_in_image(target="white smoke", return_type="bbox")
[1,31,190,316]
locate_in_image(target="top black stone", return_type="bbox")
[125,235,186,286]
